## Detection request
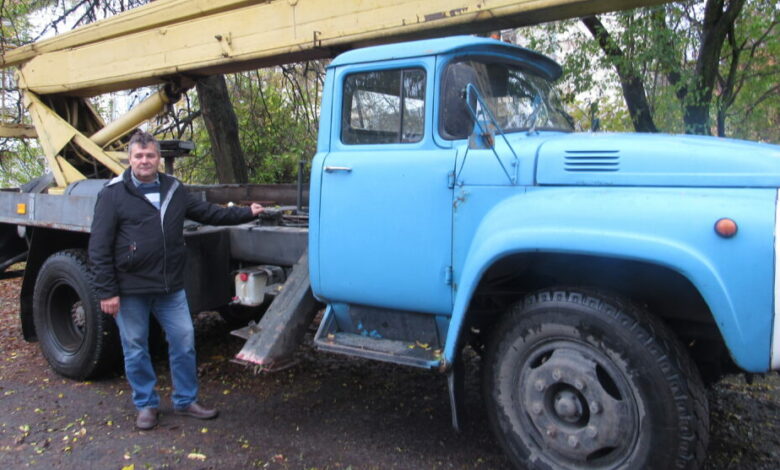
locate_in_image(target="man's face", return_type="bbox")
[129,142,161,183]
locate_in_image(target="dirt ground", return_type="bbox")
[1,275,778,470]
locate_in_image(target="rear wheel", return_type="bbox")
[33,250,121,379]
[484,289,708,470]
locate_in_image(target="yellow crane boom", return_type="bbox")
[4,0,670,96]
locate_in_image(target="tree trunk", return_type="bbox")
[581,15,658,133]
[196,75,249,184]
[682,0,746,135]
[716,107,727,137]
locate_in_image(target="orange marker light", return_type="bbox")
[714,218,738,238]
[16,203,26,215]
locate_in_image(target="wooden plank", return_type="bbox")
[14,0,672,96]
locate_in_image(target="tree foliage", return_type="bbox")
[0,0,48,187]
[519,0,778,142]
[174,63,324,184]
[195,75,249,184]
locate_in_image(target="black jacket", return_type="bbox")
[88,169,254,299]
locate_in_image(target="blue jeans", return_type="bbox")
[114,289,198,410]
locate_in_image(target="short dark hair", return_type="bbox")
[128,130,161,155]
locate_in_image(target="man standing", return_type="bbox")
[88,131,263,430]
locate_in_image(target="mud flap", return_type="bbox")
[447,350,465,432]
[233,250,319,371]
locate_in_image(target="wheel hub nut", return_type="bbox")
[553,390,583,422]
[568,435,579,448]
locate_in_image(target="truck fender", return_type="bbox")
[442,187,775,372]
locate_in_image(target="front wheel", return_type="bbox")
[33,250,121,379]
[483,290,708,470]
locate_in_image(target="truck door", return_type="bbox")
[316,59,454,315]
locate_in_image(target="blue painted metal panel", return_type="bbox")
[314,56,455,314]
[537,133,780,187]
[309,70,337,297]
[452,133,560,187]
[445,186,776,372]
[329,36,561,80]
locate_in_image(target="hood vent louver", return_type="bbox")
[564,150,621,172]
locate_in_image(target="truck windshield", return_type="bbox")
[440,58,573,140]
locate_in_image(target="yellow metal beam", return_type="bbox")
[0,124,37,138]
[89,85,187,147]
[0,0,264,68]
[23,92,78,187]
[23,90,126,188]
[14,0,672,96]
[55,156,88,185]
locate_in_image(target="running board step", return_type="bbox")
[313,306,441,369]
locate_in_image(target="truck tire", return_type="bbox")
[483,290,708,470]
[33,249,121,379]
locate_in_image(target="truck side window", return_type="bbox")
[341,68,425,145]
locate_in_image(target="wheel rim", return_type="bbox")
[46,281,86,354]
[517,339,640,468]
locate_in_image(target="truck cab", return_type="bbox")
[310,36,573,363]
[308,36,780,470]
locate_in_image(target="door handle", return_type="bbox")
[324,166,352,173]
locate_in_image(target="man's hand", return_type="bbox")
[250,203,264,217]
[101,296,120,316]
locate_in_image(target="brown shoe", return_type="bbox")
[136,407,159,430]
[174,402,218,420]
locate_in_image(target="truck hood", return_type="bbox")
[535,133,780,187]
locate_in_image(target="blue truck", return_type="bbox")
[4,36,779,470]
[305,36,779,469]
